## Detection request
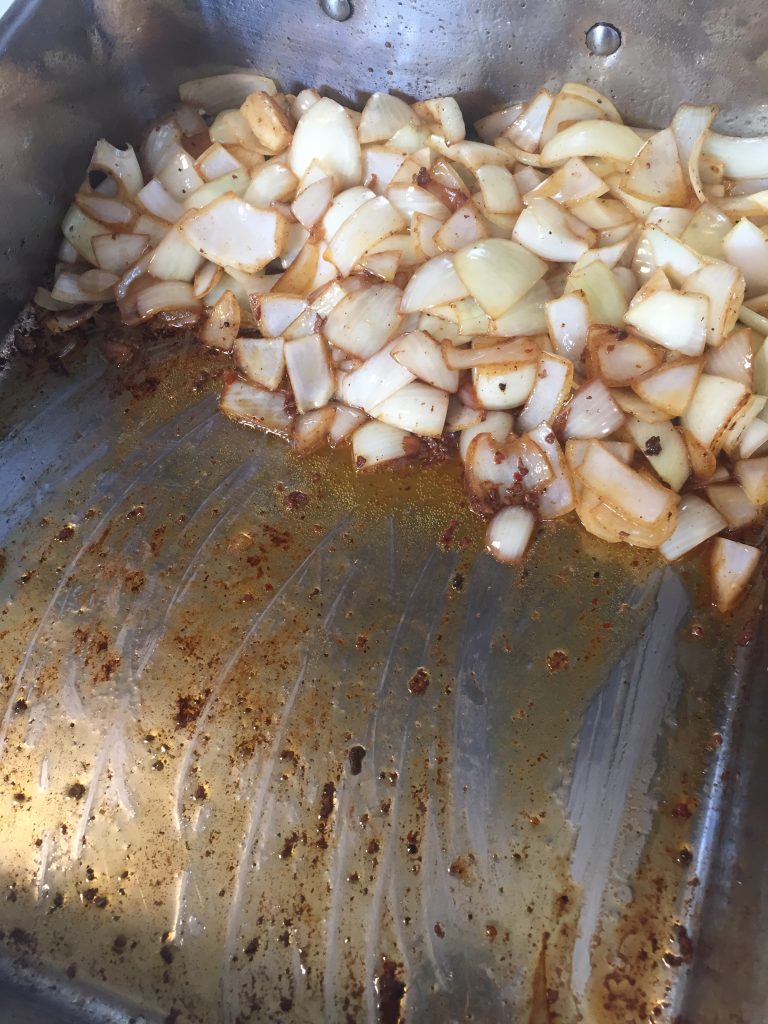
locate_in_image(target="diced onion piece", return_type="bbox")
[180,194,287,273]
[465,433,553,505]
[352,420,411,467]
[391,331,458,392]
[647,205,694,238]
[565,260,627,326]
[527,423,577,518]
[503,89,552,153]
[61,204,103,265]
[576,441,677,526]
[625,290,709,356]
[734,457,768,505]
[290,97,361,189]
[241,91,293,154]
[284,333,335,412]
[179,73,276,115]
[473,362,538,410]
[156,145,204,202]
[623,128,689,204]
[252,293,304,338]
[148,225,205,281]
[540,89,610,145]
[493,279,552,337]
[625,417,690,491]
[340,339,415,411]
[359,93,414,144]
[711,537,761,613]
[184,169,250,210]
[370,381,448,436]
[325,196,405,276]
[545,293,590,361]
[589,326,663,385]
[220,380,293,437]
[199,289,240,351]
[412,96,465,144]
[291,175,334,229]
[681,262,744,348]
[567,438,634,471]
[431,297,491,335]
[474,103,525,143]
[362,147,407,194]
[75,193,133,227]
[386,183,451,224]
[527,156,608,206]
[560,379,625,440]
[195,142,243,181]
[680,203,731,260]
[234,336,285,390]
[485,507,536,565]
[360,249,401,281]
[516,352,573,432]
[328,403,367,446]
[706,484,759,528]
[446,397,484,431]
[135,281,200,319]
[703,131,768,179]
[631,358,703,417]
[454,238,547,319]
[539,121,644,165]
[89,140,144,196]
[323,283,403,358]
[682,374,750,451]
[671,104,718,203]
[434,202,489,252]
[400,253,469,313]
[51,270,113,304]
[722,219,768,298]
[137,178,185,222]
[476,165,522,215]
[513,198,594,262]
[244,162,298,207]
[658,495,725,561]
[459,412,513,461]
[704,326,753,387]
[642,225,705,285]
[92,233,150,274]
[576,486,677,548]
[293,406,336,455]
[739,416,768,458]
[443,336,537,371]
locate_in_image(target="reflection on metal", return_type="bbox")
[320,0,352,22]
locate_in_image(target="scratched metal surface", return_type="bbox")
[1,2,768,1023]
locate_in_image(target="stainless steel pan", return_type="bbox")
[1,2,768,1021]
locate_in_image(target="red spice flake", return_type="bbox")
[407,667,430,695]
[546,650,569,672]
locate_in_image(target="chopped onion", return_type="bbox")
[671,104,718,203]
[734,456,768,505]
[199,289,240,350]
[576,441,677,526]
[323,282,403,358]
[137,178,185,222]
[631,358,703,417]
[179,73,276,115]
[624,128,689,205]
[539,121,643,165]
[290,97,361,189]
[476,165,522,215]
[474,103,525,144]
[352,420,411,467]
[359,93,414,144]
[739,416,768,458]
[75,193,133,227]
[443,336,539,371]
[559,379,625,440]
[234,336,285,390]
[340,339,415,412]
[706,483,758,528]
[89,140,144,196]
[446,397,484,431]
[454,238,547,318]
[704,327,753,387]
[526,423,577,518]
[710,537,761,613]
[241,91,293,155]
[92,233,150,274]
[244,161,298,207]
[412,96,465,144]
[545,293,590,362]
[722,218,768,298]
[703,131,768,179]
[625,416,690,491]
[386,183,451,224]
[516,352,573,432]
[293,406,336,455]
[513,198,594,262]
[485,506,537,564]
[682,374,750,450]
[156,145,204,201]
[465,433,553,504]
[680,203,731,259]
[642,225,705,285]
[565,259,627,326]
[434,202,489,252]
[681,262,744,348]
[625,290,709,356]
[180,194,287,273]
[458,412,513,461]
[370,381,448,436]
[195,142,243,181]
[473,362,538,410]
[291,175,334,230]
[325,196,405,276]
[391,330,458,392]
[360,249,402,281]
[589,326,663,386]
[149,225,205,281]
[493,279,552,337]
[184,168,250,210]
[135,281,200,319]
[284,333,335,412]
[400,253,469,313]
[658,495,726,561]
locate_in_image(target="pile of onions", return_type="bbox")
[37,73,768,612]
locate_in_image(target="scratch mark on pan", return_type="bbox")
[70,731,112,861]
[174,520,347,828]
[368,546,443,762]
[220,656,307,1024]
[322,788,358,1019]
[364,730,409,1024]
[36,831,52,900]
[419,795,451,989]
[322,562,361,629]
[0,400,218,755]
[136,457,262,674]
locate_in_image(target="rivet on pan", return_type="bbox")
[320,0,352,22]
[585,23,622,57]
